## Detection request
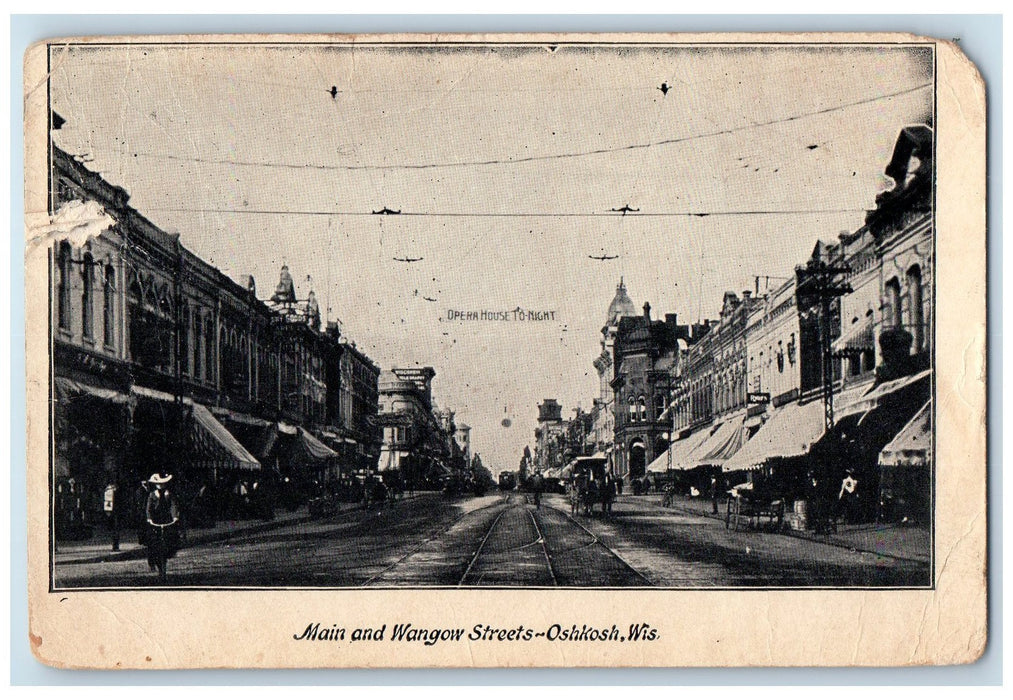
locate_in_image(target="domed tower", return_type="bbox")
[606,278,637,326]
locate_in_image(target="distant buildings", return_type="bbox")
[377,367,467,489]
[547,124,934,525]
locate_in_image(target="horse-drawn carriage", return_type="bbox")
[724,482,785,531]
[565,456,616,516]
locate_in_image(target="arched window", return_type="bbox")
[103,264,115,347]
[885,277,902,330]
[57,242,72,331]
[638,395,647,422]
[655,393,667,418]
[628,396,637,423]
[907,265,924,351]
[81,252,94,339]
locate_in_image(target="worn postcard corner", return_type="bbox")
[24,32,986,670]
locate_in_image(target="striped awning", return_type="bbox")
[722,399,826,472]
[837,369,931,420]
[833,316,876,354]
[668,425,721,471]
[190,404,260,472]
[691,415,747,468]
[297,428,339,461]
[880,400,931,468]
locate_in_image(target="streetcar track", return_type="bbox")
[457,507,512,587]
[458,494,558,587]
[544,502,656,587]
[526,507,559,587]
[361,494,508,587]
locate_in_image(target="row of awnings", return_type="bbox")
[53,377,341,473]
[646,369,932,474]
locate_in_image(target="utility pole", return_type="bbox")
[795,255,851,431]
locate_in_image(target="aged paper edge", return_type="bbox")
[24,32,987,669]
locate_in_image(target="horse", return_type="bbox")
[583,479,600,516]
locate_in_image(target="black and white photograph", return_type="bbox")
[39,38,942,596]
[21,28,991,670]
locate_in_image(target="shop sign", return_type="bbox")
[747,392,771,405]
[103,484,117,512]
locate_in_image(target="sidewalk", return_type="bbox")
[54,495,419,566]
[645,494,931,564]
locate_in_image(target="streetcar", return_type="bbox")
[498,471,517,491]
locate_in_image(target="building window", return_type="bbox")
[80,253,94,339]
[655,393,667,418]
[194,314,204,380]
[180,306,190,376]
[907,265,924,352]
[885,277,902,330]
[205,315,216,384]
[628,397,636,423]
[57,242,72,331]
[638,395,647,422]
[103,264,115,347]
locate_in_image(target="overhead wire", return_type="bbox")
[112,83,930,174]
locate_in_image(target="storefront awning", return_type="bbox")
[664,425,720,471]
[722,399,826,472]
[692,415,747,467]
[131,384,193,405]
[190,404,261,472]
[879,400,931,467]
[298,428,339,461]
[645,447,672,474]
[54,377,133,405]
[837,369,931,419]
[833,317,876,354]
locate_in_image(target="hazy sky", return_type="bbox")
[50,41,933,470]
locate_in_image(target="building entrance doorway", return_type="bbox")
[629,441,646,480]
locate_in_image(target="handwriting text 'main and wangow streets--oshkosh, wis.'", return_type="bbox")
[293,622,659,646]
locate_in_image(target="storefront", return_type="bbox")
[643,425,720,495]
[721,371,930,528]
[52,375,133,540]
[878,399,931,523]
[128,386,261,523]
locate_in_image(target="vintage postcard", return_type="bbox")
[24,33,986,668]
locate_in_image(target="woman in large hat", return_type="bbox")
[144,473,181,571]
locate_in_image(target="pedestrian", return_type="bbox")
[839,470,859,524]
[710,474,721,514]
[145,473,181,570]
[531,471,544,509]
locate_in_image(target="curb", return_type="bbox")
[54,512,319,566]
[55,493,429,566]
[653,498,931,566]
